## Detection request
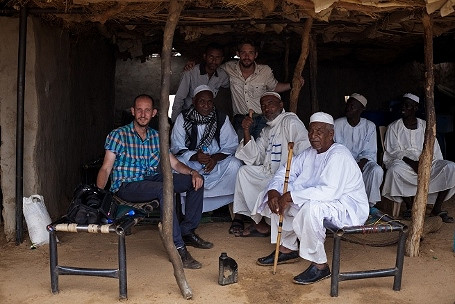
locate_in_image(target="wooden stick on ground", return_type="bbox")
[273,142,294,275]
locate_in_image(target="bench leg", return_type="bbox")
[393,229,406,291]
[330,234,341,297]
[49,230,59,294]
[118,233,127,299]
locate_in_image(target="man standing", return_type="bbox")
[223,39,301,139]
[171,43,229,122]
[382,93,455,222]
[171,85,242,212]
[229,92,310,237]
[334,93,384,207]
[97,94,213,270]
[256,112,369,285]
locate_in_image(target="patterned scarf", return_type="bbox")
[183,105,217,149]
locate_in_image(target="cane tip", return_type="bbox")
[288,142,294,149]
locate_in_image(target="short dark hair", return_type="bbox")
[237,38,258,52]
[205,42,224,55]
[133,94,154,108]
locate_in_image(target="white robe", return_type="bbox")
[171,114,243,212]
[382,118,455,203]
[257,143,369,264]
[233,111,310,222]
[334,117,384,205]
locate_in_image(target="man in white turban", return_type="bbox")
[255,112,369,285]
[229,91,310,237]
[382,93,455,222]
[171,85,243,213]
[334,93,383,207]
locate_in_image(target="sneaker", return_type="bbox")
[177,246,202,269]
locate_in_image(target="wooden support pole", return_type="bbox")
[405,11,435,257]
[289,17,313,114]
[158,0,192,299]
[309,33,319,113]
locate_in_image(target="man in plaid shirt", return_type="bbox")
[97,94,213,269]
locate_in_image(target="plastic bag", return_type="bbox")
[23,195,52,246]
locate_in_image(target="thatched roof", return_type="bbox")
[2,1,455,63]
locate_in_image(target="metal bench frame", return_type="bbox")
[47,217,141,299]
[326,212,408,297]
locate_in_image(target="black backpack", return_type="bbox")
[66,184,117,225]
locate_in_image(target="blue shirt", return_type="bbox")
[105,122,160,192]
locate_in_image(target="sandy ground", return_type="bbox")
[1,200,455,304]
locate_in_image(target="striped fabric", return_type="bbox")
[105,122,160,192]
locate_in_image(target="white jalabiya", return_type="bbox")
[233,111,310,222]
[334,117,384,205]
[257,143,369,264]
[171,114,243,212]
[382,118,455,203]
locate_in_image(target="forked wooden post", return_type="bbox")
[405,11,436,257]
[158,0,192,299]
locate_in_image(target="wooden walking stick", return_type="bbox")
[273,142,294,274]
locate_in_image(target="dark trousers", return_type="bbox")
[233,114,267,141]
[116,173,204,248]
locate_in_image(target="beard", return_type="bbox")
[239,59,253,68]
[135,117,150,127]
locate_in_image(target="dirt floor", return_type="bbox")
[1,200,455,304]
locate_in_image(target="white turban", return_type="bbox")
[349,93,367,107]
[403,93,419,103]
[193,85,213,97]
[310,112,334,125]
[261,91,281,100]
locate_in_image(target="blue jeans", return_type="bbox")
[233,114,267,141]
[116,173,204,248]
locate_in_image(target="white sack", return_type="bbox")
[23,195,52,246]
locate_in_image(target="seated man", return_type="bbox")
[96,94,213,270]
[230,91,310,237]
[382,93,455,222]
[171,85,242,212]
[255,112,369,285]
[334,93,384,207]
[171,43,229,123]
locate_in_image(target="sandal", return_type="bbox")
[229,219,244,235]
[431,211,454,223]
[240,225,271,238]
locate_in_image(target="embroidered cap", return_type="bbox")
[193,85,213,97]
[310,112,334,125]
[348,93,367,107]
[261,91,281,100]
[403,93,419,103]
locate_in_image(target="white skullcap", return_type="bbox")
[403,93,419,103]
[348,93,367,107]
[261,91,281,100]
[193,85,213,97]
[310,112,334,125]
